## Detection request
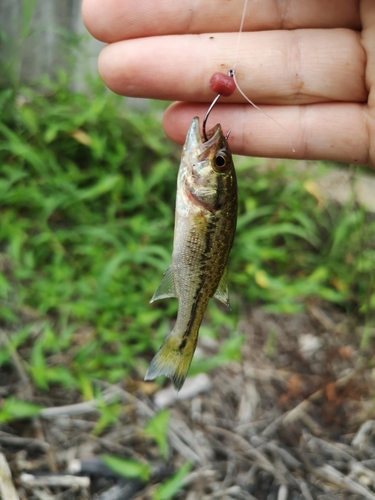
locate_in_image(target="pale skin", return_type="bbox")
[82,0,375,167]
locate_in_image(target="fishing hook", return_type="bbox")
[202,94,221,142]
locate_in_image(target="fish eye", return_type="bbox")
[214,150,231,172]
[216,155,226,167]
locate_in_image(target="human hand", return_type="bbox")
[82,0,375,167]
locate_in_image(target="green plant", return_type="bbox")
[153,461,191,500]
[101,455,150,481]
[93,396,122,435]
[0,74,179,387]
[231,158,375,317]
[0,397,41,424]
[1,70,375,402]
[144,409,170,458]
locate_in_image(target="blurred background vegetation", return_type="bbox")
[1,0,375,418]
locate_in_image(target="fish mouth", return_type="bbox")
[185,117,223,152]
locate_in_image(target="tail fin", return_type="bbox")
[144,332,196,391]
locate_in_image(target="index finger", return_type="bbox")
[82,0,361,43]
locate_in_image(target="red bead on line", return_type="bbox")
[209,72,236,97]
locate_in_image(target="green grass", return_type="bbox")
[1,72,375,394]
[231,159,375,315]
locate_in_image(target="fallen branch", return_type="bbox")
[352,420,375,448]
[20,473,90,489]
[0,431,49,452]
[153,373,211,408]
[314,464,375,500]
[40,389,119,417]
[0,452,20,500]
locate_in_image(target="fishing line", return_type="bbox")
[233,0,249,71]
[230,0,295,152]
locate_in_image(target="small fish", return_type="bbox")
[144,116,237,391]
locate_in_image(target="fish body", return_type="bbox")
[144,117,237,390]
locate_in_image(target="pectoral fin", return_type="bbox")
[150,265,176,303]
[213,267,231,310]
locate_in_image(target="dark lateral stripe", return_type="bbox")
[179,338,187,350]
[180,218,217,346]
[181,297,200,342]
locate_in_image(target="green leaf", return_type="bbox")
[93,402,121,436]
[153,462,191,500]
[101,455,150,482]
[0,398,42,423]
[77,175,122,201]
[144,409,170,458]
[29,341,48,390]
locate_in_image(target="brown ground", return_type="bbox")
[0,301,375,500]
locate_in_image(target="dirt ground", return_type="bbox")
[0,301,375,500]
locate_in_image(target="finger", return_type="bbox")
[83,0,361,43]
[98,29,367,104]
[360,0,375,165]
[361,0,375,108]
[162,101,371,166]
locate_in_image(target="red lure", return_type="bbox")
[209,72,236,97]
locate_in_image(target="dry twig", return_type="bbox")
[0,452,19,500]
